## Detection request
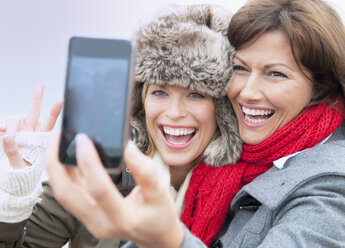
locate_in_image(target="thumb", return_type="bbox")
[124,141,167,202]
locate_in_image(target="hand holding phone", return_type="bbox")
[59,37,135,174]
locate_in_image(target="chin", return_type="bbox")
[241,133,264,145]
[160,151,193,167]
[164,157,192,167]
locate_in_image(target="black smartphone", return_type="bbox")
[59,37,135,174]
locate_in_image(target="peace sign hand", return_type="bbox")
[0,84,63,169]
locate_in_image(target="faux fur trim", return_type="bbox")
[134,4,234,97]
[130,4,242,167]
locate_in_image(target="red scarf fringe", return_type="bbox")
[181,101,345,246]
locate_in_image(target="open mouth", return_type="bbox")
[160,125,198,148]
[241,105,275,125]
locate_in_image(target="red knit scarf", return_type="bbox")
[181,101,344,246]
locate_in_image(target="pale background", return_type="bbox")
[0,0,344,128]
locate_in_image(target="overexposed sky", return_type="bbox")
[0,0,344,120]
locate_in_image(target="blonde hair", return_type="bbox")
[141,82,156,157]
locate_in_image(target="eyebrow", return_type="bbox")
[233,55,248,67]
[234,55,295,71]
[264,63,294,71]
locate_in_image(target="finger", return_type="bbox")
[47,148,115,241]
[3,134,28,169]
[45,134,98,212]
[39,100,63,132]
[0,122,6,132]
[45,133,78,189]
[25,84,44,131]
[75,134,125,213]
[5,118,20,134]
[124,141,164,203]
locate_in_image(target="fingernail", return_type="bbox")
[0,123,6,131]
[35,83,44,95]
[126,140,139,156]
[57,99,64,107]
[76,133,89,145]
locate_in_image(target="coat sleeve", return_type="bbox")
[258,175,345,248]
[180,225,208,248]
[0,182,81,248]
[23,181,81,247]
[121,224,207,248]
[0,220,26,248]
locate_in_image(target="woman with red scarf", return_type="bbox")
[45,0,345,247]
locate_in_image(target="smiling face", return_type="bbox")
[144,84,217,172]
[227,30,314,145]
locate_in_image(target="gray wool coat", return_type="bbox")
[1,122,345,248]
[176,121,345,248]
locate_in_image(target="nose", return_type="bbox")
[166,97,188,120]
[239,72,263,101]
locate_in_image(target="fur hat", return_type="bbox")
[130,4,242,166]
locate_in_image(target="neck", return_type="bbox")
[152,152,200,190]
[169,156,204,190]
[169,166,192,190]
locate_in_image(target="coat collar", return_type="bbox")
[232,121,345,210]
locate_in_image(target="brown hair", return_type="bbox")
[228,0,345,102]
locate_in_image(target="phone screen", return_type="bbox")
[59,38,133,170]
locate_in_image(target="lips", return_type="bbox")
[241,105,275,126]
[160,125,197,149]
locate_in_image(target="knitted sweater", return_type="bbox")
[0,131,49,223]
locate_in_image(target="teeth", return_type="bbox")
[242,106,274,116]
[163,126,195,136]
[244,115,267,124]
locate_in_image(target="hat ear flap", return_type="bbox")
[130,116,149,153]
[203,96,242,166]
[130,82,150,153]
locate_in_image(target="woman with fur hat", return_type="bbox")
[0,4,242,248]
[46,0,345,247]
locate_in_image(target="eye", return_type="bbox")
[151,90,167,96]
[233,64,247,72]
[189,92,205,99]
[269,71,287,78]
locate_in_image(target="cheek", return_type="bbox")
[227,78,240,101]
[194,104,217,133]
[144,99,160,132]
[144,97,161,117]
[271,84,313,113]
[295,83,314,107]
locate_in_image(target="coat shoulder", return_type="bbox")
[243,139,345,209]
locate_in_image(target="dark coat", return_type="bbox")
[0,170,135,248]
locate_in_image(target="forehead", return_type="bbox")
[236,30,293,60]
[236,30,312,73]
